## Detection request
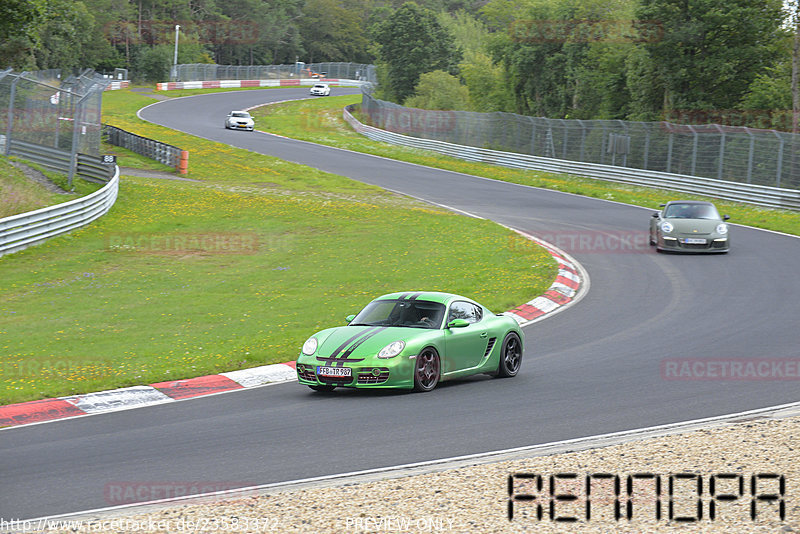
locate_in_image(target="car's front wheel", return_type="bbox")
[413,347,440,392]
[496,332,522,378]
[308,384,336,392]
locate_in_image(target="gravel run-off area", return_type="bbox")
[37,411,799,534]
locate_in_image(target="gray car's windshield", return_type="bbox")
[664,203,720,219]
[349,299,445,329]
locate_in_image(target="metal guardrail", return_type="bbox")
[103,124,188,173]
[343,105,800,211]
[7,140,116,183]
[0,166,120,257]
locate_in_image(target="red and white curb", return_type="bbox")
[0,231,586,430]
[504,228,588,326]
[0,363,296,429]
[155,78,367,91]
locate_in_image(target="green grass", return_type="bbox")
[0,158,102,218]
[251,95,800,236]
[0,159,67,218]
[0,89,557,405]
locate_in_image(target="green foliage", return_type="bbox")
[404,70,470,110]
[460,51,515,112]
[373,2,462,103]
[298,0,372,63]
[637,0,786,112]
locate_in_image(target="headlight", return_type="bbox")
[661,221,674,233]
[301,337,318,355]
[377,340,405,359]
[716,223,728,235]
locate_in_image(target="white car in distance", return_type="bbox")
[224,111,254,131]
[309,83,331,96]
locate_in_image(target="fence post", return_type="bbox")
[746,128,755,183]
[714,124,725,179]
[5,73,23,156]
[689,125,698,176]
[666,129,673,173]
[775,131,784,187]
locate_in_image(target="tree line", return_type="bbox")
[1,0,795,130]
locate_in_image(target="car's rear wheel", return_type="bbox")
[413,348,440,392]
[308,384,336,392]
[497,332,522,378]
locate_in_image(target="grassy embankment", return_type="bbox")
[0,88,556,406]
[252,93,800,236]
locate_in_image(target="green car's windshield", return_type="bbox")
[349,299,446,329]
[664,203,720,219]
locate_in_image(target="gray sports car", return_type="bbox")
[649,200,730,253]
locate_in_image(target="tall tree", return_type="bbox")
[636,0,785,113]
[373,2,461,103]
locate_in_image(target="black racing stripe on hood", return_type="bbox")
[403,292,422,301]
[316,326,383,366]
[338,326,388,361]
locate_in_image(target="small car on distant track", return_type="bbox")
[224,111,254,131]
[649,200,730,253]
[309,83,331,96]
[296,292,524,392]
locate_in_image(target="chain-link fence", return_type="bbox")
[0,68,108,161]
[173,63,376,83]
[360,93,800,190]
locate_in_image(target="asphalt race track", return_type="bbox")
[3,88,800,520]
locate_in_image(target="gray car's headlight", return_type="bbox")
[378,340,405,359]
[302,337,318,355]
[661,221,673,233]
[716,223,728,235]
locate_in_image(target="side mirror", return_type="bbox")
[659,203,666,207]
[447,319,470,328]
[652,212,659,218]
[346,314,356,323]
[723,215,730,221]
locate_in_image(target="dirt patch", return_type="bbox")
[8,160,74,195]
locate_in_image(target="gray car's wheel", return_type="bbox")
[497,332,522,378]
[413,347,440,392]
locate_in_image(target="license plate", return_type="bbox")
[682,238,707,244]
[317,366,352,377]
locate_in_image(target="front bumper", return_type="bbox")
[658,235,729,253]
[296,357,415,389]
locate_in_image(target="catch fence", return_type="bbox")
[360,93,800,190]
[173,63,376,83]
[0,68,110,184]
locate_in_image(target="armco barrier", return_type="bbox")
[343,105,800,211]
[8,140,116,183]
[103,124,188,174]
[155,78,368,91]
[0,166,120,257]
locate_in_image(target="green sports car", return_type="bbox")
[649,200,730,253]
[296,292,524,392]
